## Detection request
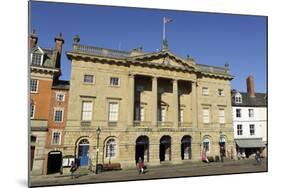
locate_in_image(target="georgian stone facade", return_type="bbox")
[63,36,236,170]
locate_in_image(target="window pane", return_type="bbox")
[82,102,92,121]
[30,79,38,92]
[219,109,225,123]
[110,77,120,86]
[52,132,61,145]
[56,93,65,101]
[109,103,118,121]
[31,53,42,66]
[202,87,208,95]
[54,110,63,122]
[203,109,209,123]
[84,75,94,83]
[31,104,35,118]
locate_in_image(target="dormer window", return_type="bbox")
[31,53,43,66]
[31,47,44,66]
[235,93,242,103]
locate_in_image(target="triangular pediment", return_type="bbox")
[129,50,196,70]
[31,46,44,54]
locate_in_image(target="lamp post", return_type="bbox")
[95,127,101,174]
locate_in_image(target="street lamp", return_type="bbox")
[95,127,101,174]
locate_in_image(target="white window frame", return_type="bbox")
[81,101,93,121]
[30,79,39,93]
[83,74,95,84]
[31,53,43,66]
[248,109,254,118]
[105,138,117,158]
[235,93,242,103]
[203,108,210,123]
[109,77,120,87]
[219,109,225,124]
[236,109,242,118]
[31,104,35,119]
[202,87,209,96]
[51,131,61,145]
[237,124,243,135]
[53,108,64,122]
[56,92,65,102]
[108,102,119,121]
[217,89,224,96]
[250,124,255,136]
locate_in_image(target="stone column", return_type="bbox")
[152,76,158,127]
[173,79,179,127]
[128,74,135,127]
[191,81,198,128]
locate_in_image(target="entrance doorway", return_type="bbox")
[181,135,192,160]
[78,139,90,166]
[159,135,171,162]
[47,151,62,174]
[135,136,149,164]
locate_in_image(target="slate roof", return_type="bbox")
[231,90,267,107]
[52,80,70,90]
[30,46,56,68]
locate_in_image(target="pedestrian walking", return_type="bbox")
[255,151,261,165]
[137,157,144,175]
[70,161,77,179]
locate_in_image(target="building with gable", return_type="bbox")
[63,36,236,170]
[232,76,267,158]
[30,30,69,175]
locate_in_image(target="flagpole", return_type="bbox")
[163,17,165,41]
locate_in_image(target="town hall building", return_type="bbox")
[63,36,236,170]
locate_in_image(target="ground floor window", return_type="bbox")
[106,138,117,158]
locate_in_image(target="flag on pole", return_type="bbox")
[164,16,173,24]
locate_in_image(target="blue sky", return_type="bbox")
[30,1,267,92]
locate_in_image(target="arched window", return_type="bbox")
[106,139,117,158]
[235,93,242,104]
[203,138,211,152]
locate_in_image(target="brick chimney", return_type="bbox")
[30,29,38,49]
[55,32,64,54]
[246,75,255,97]
[54,32,64,68]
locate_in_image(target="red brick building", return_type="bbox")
[44,80,69,174]
[30,30,66,175]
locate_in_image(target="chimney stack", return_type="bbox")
[54,32,64,69]
[54,32,64,54]
[246,75,255,97]
[30,29,38,48]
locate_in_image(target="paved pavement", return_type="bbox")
[30,158,267,187]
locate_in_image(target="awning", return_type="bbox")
[235,138,265,148]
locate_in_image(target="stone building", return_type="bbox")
[232,76,267,158]
[30,30,64,175]
[63,36,236,170]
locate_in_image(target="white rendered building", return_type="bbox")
[232,76,267,158]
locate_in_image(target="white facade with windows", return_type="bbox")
[231,88,267,158]
[232,106,266,140]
